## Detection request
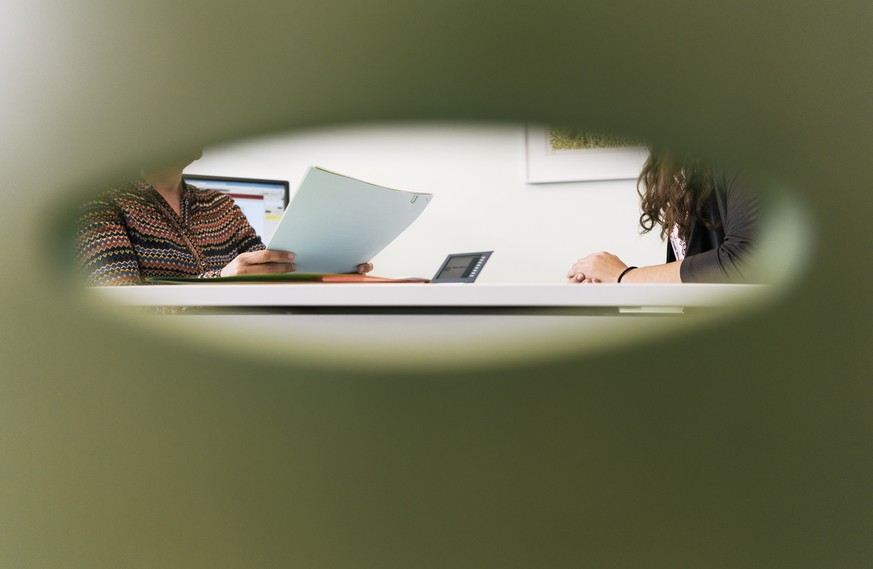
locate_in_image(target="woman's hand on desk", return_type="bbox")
[567,253,683,283]
[356,262,374,274]
[566,251,627,283]
[220,250,296,277]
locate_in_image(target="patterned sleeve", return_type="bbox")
[194,194,265,279]
[232,203,266,254]
[75,196,143,286]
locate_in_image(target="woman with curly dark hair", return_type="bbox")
[566,151,760,283]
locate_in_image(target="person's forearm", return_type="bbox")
[619,261,683,283]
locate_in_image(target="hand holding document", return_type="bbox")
[266,166,432,274]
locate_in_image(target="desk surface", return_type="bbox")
[87,283,772,368]
[91,282,767,309]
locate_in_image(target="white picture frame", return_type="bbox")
[524,124,649,183]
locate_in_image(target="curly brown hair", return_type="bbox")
[638,151,715,241]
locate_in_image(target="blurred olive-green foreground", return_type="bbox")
[1,1,871,568]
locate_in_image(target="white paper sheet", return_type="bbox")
[266,166,433,273]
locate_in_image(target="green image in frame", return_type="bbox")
[549,127,643,150]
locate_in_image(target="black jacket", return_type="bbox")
[668,170,760,283]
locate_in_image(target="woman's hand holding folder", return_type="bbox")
[220,250,373,277]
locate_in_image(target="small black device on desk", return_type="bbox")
[431,251,493,283]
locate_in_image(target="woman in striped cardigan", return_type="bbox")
[76,150,371,285]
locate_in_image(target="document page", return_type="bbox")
[266,166,433,273]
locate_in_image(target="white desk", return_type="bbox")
[90,283,768,368]
[92,282,765,311]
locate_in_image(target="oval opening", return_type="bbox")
[64,122,810,370]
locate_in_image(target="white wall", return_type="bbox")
[187,122,666,283]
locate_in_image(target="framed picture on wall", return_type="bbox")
[524,124,649,183]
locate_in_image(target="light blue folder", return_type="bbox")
[266,166,433,273]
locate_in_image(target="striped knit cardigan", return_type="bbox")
[76,178,264,285]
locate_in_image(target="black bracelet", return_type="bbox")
[617,266,638,283]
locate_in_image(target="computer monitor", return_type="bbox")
[182,174,289,242]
